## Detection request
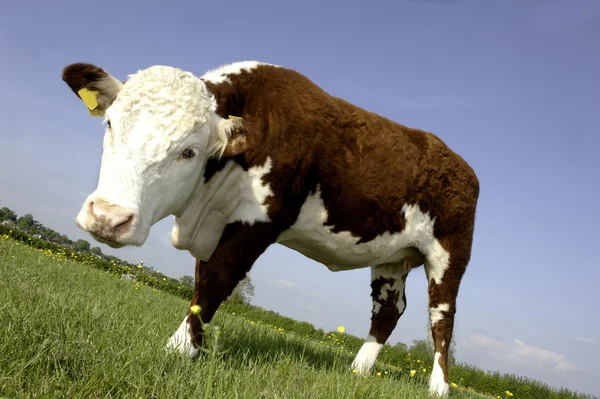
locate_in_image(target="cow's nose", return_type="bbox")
[89,200,135,235]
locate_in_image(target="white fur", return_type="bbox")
[165,315,198,357]
[429,303,450,326]
[171,157,274,261]
[201,61,277,84]
[277,185,443,272]
[94,70,124,108]
[429,352,449,397]
[351,335,382,374]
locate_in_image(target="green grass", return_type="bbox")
[0,238,492,399]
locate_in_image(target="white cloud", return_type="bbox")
[511,339,577,371]
[467,334,578,371]
[469,333,506,350]
[270,279,297,290]
[574,337,596,345]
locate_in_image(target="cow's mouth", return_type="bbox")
[91,233,126,249]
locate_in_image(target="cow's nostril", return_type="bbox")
[114,214,134,234]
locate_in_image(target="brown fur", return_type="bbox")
[62,63,120,113]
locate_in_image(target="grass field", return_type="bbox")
[0,237,495,398]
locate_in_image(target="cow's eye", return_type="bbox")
[181,148,196,159]
[107,120,111,129]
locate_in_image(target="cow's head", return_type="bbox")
[62,63,246,248]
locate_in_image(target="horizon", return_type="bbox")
[1,0,598,396]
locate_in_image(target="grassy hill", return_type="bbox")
[0,234,500,398]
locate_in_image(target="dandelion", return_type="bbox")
[451,382,458,388]
[190,305,201,314]
[505,391,513,397]
[377,372,381,377]
[410,370,416,377]
[352,369,358,374]
[337,325,345,333]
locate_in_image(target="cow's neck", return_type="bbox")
[170,154,274,261]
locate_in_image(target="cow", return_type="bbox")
[61,60,480,397]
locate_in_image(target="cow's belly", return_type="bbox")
[275,188,429,271]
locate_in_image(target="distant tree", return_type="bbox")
[393,341,408,352]
[46,230,60,242]
[16,214,35,230]
[179,275,194,287]
[74,239,91,252]
[227,275,255,304]
[0,207,17,222]
[90,247,102,255]
[59,234,71,245]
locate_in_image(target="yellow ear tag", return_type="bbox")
[77,88,104,117]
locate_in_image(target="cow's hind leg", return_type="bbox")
[351,256,417,374]
[425,229,474,397]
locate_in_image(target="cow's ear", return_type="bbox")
[210,116,251,158]
[62,63,124,117]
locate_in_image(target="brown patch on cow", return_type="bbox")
[62,63,121,113]
[369,276,403,344]
[185,221,284,348]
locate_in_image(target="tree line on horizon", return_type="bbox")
[0,204,255,304]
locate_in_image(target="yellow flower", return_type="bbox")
[376,372,381,377]
[410,370,416,377]
[190,305,201,314]
[337,325,345,333]
[352,369,358,374]
[505,391,513,397]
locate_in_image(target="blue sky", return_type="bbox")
[1,0,599,395]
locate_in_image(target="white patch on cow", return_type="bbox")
[351,335,382,374]
[429,352,449,397]
[165,315,198,357]
[276,185,442,273]
[229,157,273,223]
[429,303,450,326]
[171,156,273,261]
[201,61,277,84]
[370,263,409,314]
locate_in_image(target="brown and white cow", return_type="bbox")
[61,61,479,397]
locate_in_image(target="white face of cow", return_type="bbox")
[62,63,243,248]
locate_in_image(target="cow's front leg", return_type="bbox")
[165,258,204,357]
[166,222,279,357]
